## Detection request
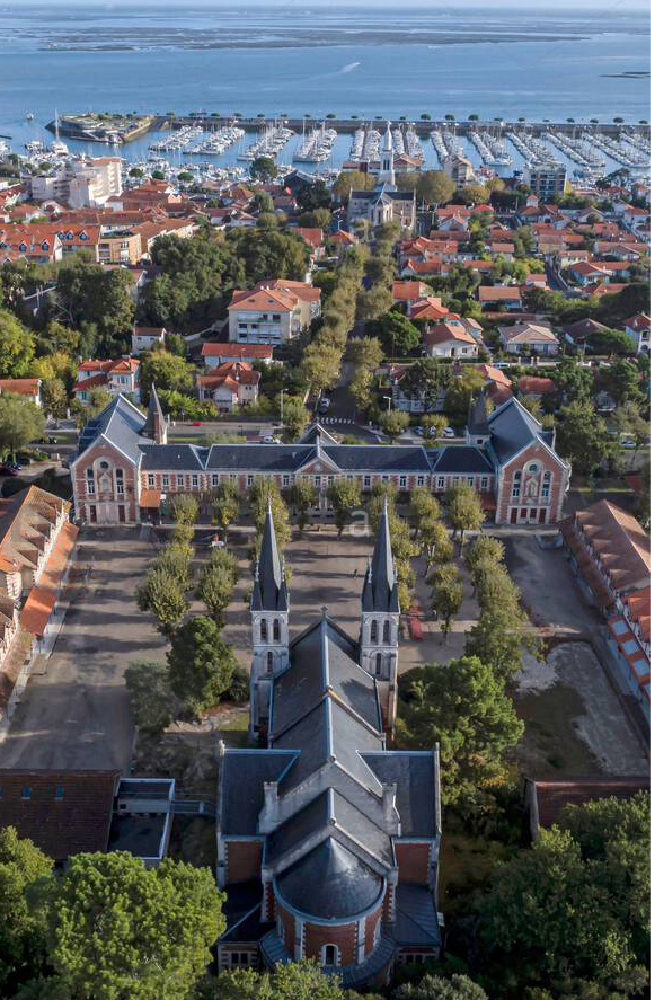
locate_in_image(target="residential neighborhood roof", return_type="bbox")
[425,322,477,347]
[478,285,522,301]
[571,501,651,594]
[0,769,119,861]
[499,323,558,345]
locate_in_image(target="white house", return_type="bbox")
[498,323,559,355]
[625,314,650,354]
[424,320,479,359]
[131,326,166,355]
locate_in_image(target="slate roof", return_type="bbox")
[394,884,442,947]
[430,446,494,475]
[142,384,165,439]
[251,502,288,612]
[140,443,206,471]
[487,397,546,465]
[276,838,383,919]
[77,394,147,465]
[272,618,380,736]
[219,750,297,836]
[362,499,399,613]
[363,752,438,838]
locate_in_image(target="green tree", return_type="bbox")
[556,400,612,474]
[379,408,409,439]
[429,562,463,642]
[142,352,193,397]
[200,960,349,999]
[41,378,68,419]
[290,479,317,534]
[196,549,238,622]
[124,660,177,736]
[0,394,46,461]
[327,478,362,537]
[282,395,309,441]
[589,327,637,357]
[479,796,650,996]
[376,311,420,356]
[0,828,52,993]
[248,478,291,552]
[397,656,523,804]
[347,335,384,370]
[604,360,641,406]
[0,311,35,377]
[446,483,483,546]
[332,170,376,197]
[56,259,135,355]
[392,973,488,1000]
[422,519,454,565]
[43,852,225,1000]
[415,170,455,207]
[519,394,542,419]
[422,414,447,441]
[465,534,505,579]
[144,233,234,331]
[249,156,277,182]
[349,367,373,412]
[167,615,237,715]
[466,562,534,680]
[168,493,199,525]
[301,343,342,397]
[136,564,189,637]
[227,228,310,286]
[212,481,239,536]
[410,488,441,535]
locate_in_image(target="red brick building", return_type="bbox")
[216,509,442,985]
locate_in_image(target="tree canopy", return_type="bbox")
[167,615,237,716]
[43,852,225,1000]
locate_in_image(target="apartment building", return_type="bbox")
[32,156,123,209]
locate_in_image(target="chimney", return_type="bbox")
[259,780,279,832]
[382,781,398,832]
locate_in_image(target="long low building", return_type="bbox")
[70,392,570,527]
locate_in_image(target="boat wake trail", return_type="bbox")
[339,61,361,73]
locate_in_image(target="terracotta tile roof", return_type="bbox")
[329,230,355,244]
[139,488,162,508]
[0,769,119,861]
[255,280,321,303]
[0,379,40,396]
[571,501,650,595]
[478,285,522,301]
[72,373,109,392]
[478,364,512,387]
[500,323,558,345]
[626,314,650,331]
[518,376,556,394]
[410,298,450,322]
[292,228,324,248]
[229,288,297,312]
[425,323,477,347]
[201,343,273,359]
[392,281,428,301]
[530,777,650,830]
[20,522,79,637]
[0,487,66,574]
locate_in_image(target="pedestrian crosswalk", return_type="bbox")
[320,416,354,424]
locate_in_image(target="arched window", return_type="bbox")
[382,620,390,644]
[375,653,382,675]
[322,944,338,966]
[273,618,280,642]
[266,651,273,673]
[260,619,267,642]
[528,462,539,474]
[543,471,551,482]
[514,470,522,481]
[99,460,110,470]
[370,620,378,643]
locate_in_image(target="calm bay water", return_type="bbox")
[0,4,648,165]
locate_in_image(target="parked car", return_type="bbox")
[0,466,19,477]
[263,435,280,444]
[414,426,424,436]
[443,426,455,438]
[318,398,330,413]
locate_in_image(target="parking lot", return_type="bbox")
[0,527,166,772]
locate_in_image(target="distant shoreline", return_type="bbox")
[40,33,586,53]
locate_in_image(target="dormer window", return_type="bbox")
[80,231,88,240]
[18,242,26,252]
[41,241,49,250]
[66,231,73,240]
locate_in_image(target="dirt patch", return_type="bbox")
[514,649,558,693]
[132,732,218,799]
[514,680,601,778]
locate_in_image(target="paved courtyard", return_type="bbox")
[0,527,166,772]
[221,525,477,674]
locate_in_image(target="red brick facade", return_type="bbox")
[223,840,262,884]
[304,918,358,966]
[73,439,138,525]
[395,842,431,885]
[496,442,568,525]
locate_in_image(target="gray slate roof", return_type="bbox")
[272,618,380,735]
[362,500,400,613]
[362,752,437,837]
[276,838,383,919]
[251,503,288,612]
[430,446,494,475]
[487,397,545,465]
[77,394,148,466]
[219,750,297,836]
[140,443,206,471]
